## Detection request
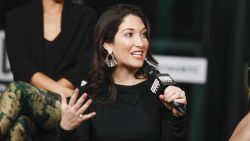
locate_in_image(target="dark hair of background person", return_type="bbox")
[86,4,158,104]
[0,0,32,28]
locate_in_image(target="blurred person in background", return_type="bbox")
[229,62,250,141]
[229,110,250,141]
[0,0,97,140]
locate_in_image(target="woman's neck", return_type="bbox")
[43,0,63,14]
[112,68,145,86]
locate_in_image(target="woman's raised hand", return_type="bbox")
[60,88,96,130]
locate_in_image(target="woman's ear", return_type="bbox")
[103,42,112,53]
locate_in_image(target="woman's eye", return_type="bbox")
[125,33,133,37]
[142,32,147,38]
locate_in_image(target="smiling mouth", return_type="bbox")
[131,51,143,56]
[130,51,144,60]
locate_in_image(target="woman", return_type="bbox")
[58,4,187,141]
[0,0,97,140]
[229,111,250,141]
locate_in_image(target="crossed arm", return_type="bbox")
[31,72,74,97]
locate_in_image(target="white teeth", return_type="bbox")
[131,51,143,55]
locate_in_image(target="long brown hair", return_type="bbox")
[87,4,158,104]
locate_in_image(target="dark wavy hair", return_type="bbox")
[87,4,158,104]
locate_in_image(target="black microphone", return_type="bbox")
[144,64,186,114]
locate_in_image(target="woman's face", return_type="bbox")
[105,14,149,71]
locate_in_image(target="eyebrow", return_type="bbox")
[121,27,146,32]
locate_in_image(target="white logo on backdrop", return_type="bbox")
[0,30,13,93]
[0,31,13,81]
[154,55,208,84]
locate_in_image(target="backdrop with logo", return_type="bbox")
[0,30,13,93]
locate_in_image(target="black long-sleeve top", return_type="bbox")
[5,0,97,87]
[57,80,186,141]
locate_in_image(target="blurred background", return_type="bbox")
[0,0,249,140]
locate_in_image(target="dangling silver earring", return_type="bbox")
[105,51,117,67]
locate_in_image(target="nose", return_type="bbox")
[134,35,144,48]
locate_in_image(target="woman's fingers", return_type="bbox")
[78,112,96,121]
[160,95,185,116]
[59,92,67,109]
[173,98,187,105]
[77,98,93,115]
[60,91,95,130]
[159,95,172,109]
[74,93,88,110]
[166,91,185,103]
[160,86,187,116]
[68,88,79,106]
[163,86,185,102]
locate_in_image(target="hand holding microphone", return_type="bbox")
[159,86,187,116]
[144,59,187,115]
